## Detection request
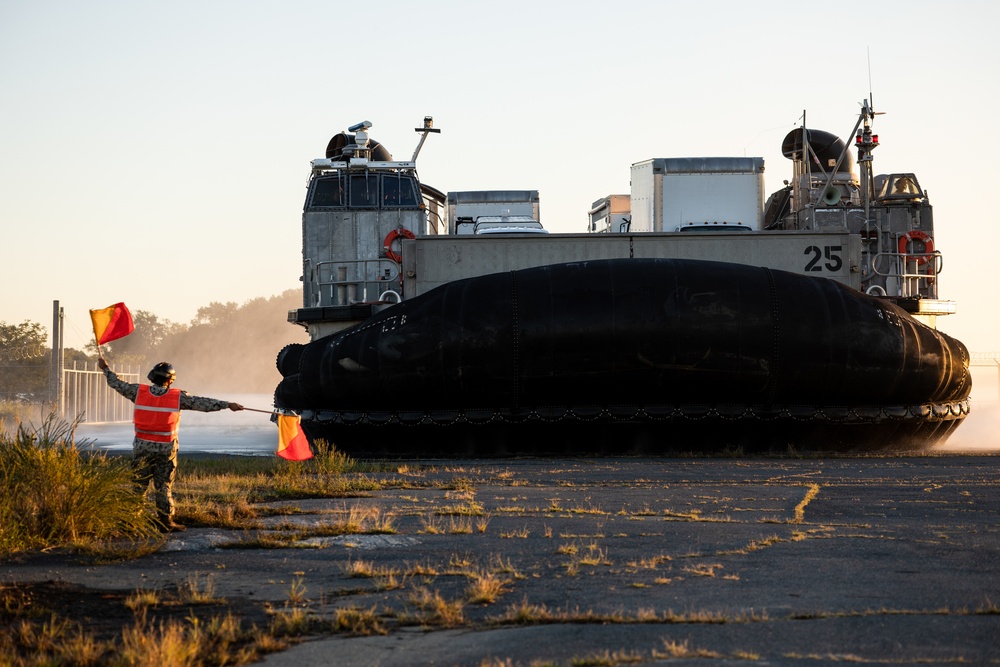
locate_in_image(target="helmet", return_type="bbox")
[147,362,176,386]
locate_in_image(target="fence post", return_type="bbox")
[49,300,65,416]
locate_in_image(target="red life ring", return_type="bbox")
[383,228,415,263]
[898,230,934,265]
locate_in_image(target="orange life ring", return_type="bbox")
[383,228,415,263]
[898,230,934,265]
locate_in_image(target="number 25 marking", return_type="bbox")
[804,245,843,272]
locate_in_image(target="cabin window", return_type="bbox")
[878,173,923,200]
[349,174,379,208]
[383,175,419,207]
[306,173,421,210]
[309,177,345,207]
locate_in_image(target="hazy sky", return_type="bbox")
[2,0,998,360]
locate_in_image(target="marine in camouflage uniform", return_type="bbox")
[99,358,243,532]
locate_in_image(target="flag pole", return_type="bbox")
[91,312,104,365]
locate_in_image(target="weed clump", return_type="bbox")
[0,414,158,556]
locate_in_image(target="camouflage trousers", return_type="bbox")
[132,439,179,518]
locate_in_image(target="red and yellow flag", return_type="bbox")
[277,413,313,461]
[89,302,135,345]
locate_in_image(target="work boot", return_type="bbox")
[157,514,186,533]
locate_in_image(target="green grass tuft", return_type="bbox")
[0,414,159,556]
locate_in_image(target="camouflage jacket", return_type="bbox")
[103,367,232,448]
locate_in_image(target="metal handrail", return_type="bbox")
[869,251,941,298]
[313,259,401,306]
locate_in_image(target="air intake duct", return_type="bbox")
[781,128,854,174]
[325,132,393,161]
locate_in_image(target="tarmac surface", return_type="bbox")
[4,453,999,666]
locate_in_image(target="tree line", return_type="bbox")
[0,290,308,400]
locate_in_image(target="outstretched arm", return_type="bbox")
[179,393,244,412]
[98,357,138,402]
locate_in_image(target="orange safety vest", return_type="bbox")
[134,385,182,443]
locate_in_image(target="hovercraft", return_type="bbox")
[274,105,971,455]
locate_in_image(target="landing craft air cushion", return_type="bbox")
[274,106,971,455]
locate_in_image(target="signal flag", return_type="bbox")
[90,302,135,345]
[277,413,313,461]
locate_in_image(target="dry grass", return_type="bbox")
[436,501,486,517]
[489,555,522,578]
[267,606,314,637]
[175,485,273,529]
[625,554,671,569]
[663,508,732,522]
[405,587,466,627]
[448,552,475,571]
[448,516,474,534]
[499,525,531,539]
[286,576,307,605]
[316,506,396,535]
[792,483,822,524]
[329,606,388,636]
[344,559,378,578]
[496,598,557,625]
[419,513,445,534]
[570,648,645,665]
[489,601,768,628]
[175,449,387,512]
[578,544,610,566]
[682,563,724,577]
[215,504,398,549]
[717,534,784,556]
[124,588,161,613]
[653,639,722,659]
[124,612,265,665]
[405,560,440,578]
[179,573,224,605]
[466,571,509,604]
[0,591,275,667]
[0,415,160,557]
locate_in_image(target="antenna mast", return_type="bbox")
[855,99,879,224]
[867,46,875,115]
[411,116,441,162]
